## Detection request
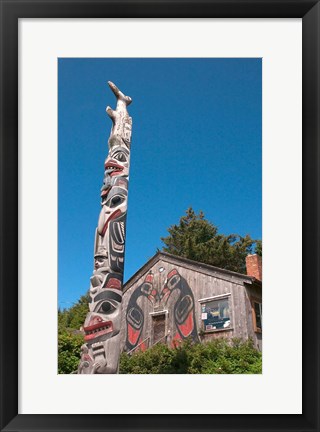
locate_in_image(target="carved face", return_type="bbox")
[84,298,121,343]
[89,254,109,297]
[97,186,127,236]
[78,333,121,374]
[79,290,122,374]
[89,270,123,306]
[100,145,130,201]
[94,255,108,271]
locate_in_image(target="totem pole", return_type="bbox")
[78,81,132,374]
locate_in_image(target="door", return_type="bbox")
[152,314,166,345]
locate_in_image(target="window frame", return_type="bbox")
[199,294,233,334]
[251,297,262,333]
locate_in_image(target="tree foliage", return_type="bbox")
[161,207,262,274]
[58,293,90,332]
[119,338,262,374]
[58,293,89,373]
[58,332,84,374]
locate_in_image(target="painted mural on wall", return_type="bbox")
[125,273,159,352]
[125,268,199,352]
[161,269,199,346]
[78,82,132,374]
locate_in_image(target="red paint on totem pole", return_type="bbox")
[127,323,141,346]
[83,353,93,363]
[104,161,124,177]
[102,209,122,235]
[101,187,111,198]
[83,320,113,341]
[105,278,122,290]
[178,311,194,337]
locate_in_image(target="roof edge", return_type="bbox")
[123,251,257,292]
[123,251,161,292]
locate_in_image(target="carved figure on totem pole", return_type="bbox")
[78,82,132,374]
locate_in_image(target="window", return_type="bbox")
[201,297,231,331]
[253,301,262,331]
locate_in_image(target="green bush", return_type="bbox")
[58,294,89,374]
[120,343,178,374]
[58,331,83,374]
[119,338,262,374]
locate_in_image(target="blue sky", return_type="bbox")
[58,58,262,309]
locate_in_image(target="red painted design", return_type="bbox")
[139,342,147,352]
[102,209,122,235]
[83,353,93,363]
[127,323,141,346]
[101,187,111,198]
[106,278,122,290]
[173,332,182,341]
[177,311,193,337]
[167,269,178,279]
[83,319,113,341]
[104,161,124,177]
[160,287,170,304]
[146,274,153,283]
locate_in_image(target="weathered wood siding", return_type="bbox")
[120,254,262,352]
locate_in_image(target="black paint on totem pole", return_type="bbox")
[109,213,126,273]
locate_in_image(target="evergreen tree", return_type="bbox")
[58,293,89,373]
[161,207,261,274]
[255,239,262,256]
[58,293,90,332]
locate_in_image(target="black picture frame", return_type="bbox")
[1,1,319,431]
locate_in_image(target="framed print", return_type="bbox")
[1,1,319,431]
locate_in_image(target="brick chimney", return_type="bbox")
[246,254,262,281]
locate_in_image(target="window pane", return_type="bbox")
[254,302,262,329]
[201,298,231,331]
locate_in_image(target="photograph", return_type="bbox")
[2,0,318,428]
[58,58,262,375]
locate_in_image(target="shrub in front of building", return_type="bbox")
[119,338,262,374]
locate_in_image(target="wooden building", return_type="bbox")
[120,252,262,354]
